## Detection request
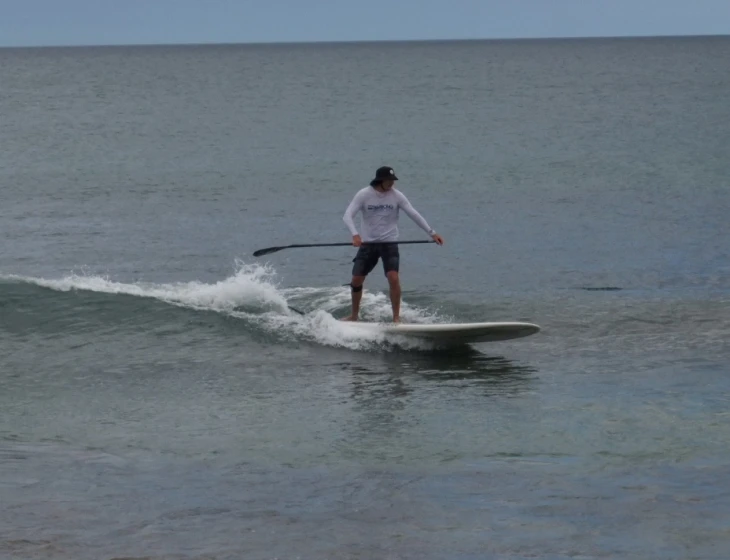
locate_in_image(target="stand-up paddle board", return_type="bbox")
[342,321,540,344]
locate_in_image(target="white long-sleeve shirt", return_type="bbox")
[343,187,435,242]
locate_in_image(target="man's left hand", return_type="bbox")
[431,233,444,245]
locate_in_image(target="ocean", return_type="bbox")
[1,36,729,559]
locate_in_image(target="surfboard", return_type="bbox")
[342,321,540,344]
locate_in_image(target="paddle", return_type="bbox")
[253,240,435,257]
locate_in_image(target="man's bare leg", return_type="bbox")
[386,271,401,323]
[341,276,365,321]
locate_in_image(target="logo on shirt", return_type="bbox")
[367,204,395,211]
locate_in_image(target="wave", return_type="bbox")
[0,263,446,351]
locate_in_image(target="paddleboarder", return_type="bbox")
[342,166,444,323]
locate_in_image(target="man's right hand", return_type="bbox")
[352,234,362,247]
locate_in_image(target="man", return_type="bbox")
[342,165,444,323]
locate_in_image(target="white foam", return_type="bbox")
[4,263,290,314]
[3,263,441,351]
[245,309,435,351]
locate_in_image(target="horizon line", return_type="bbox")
[1,31,728,50]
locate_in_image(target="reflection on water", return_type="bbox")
[327,348,539,463]
[339,346,537,398]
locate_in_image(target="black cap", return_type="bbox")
[370,166,399,186]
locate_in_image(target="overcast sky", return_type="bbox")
[1,0,728,47]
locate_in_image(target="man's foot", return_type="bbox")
[340,315,358,321]
[392,316,401,324]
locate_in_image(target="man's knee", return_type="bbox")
[386,271,399,285]
[351,276,365,292]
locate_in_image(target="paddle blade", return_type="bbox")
[252,246,286,257]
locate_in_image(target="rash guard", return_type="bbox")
[343,187,435,243]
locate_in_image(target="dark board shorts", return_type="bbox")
[351,243,399,277]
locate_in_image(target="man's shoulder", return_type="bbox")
[392,188,409,202]
[352,186,373,199]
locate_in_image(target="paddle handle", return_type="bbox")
[253,239,434,257]
[285,240,432,249]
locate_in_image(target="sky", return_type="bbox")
[0,0,728,48]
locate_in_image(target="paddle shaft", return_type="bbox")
[253,239,434,257]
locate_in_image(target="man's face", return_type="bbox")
[381,179,395,190]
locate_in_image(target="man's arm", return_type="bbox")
[397,191,444,245]
[343,190,364,237]
[397,191,436,235]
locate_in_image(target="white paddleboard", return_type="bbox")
[343,321,540,344]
